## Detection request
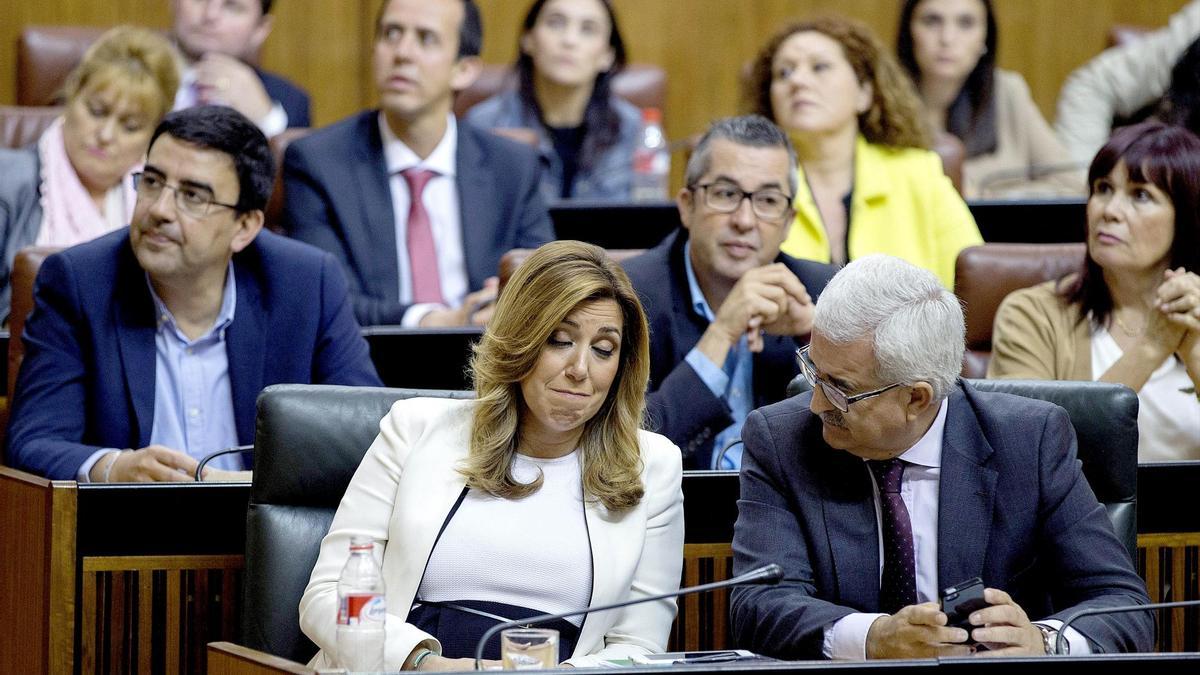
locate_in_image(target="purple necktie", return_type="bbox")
[869,459,917,614]
[400,168,444,304]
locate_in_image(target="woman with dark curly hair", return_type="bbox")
[748,15,980,288]
[301,240,684,670]
[466,0,640,202]
[897,0,1081,197]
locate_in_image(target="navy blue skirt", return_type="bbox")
[408,599,581,661]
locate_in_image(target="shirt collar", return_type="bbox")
[682,240,716,322]
[896,397,948,468]
[378,112,458,178]
[147,263,238,344]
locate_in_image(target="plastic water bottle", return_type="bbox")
[336,536,386,672]
[631,108,670,202]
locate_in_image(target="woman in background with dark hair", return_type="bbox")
[466,0,640,202]
[897,0,1080,197]
[990,122,1200,462]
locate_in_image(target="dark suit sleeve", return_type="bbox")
[730,409,858,658]
[312,253,383,386]
[644,359,732,461]
[4,254,105,479]
[510,152,555,250]
[1035,406,1154,652]
[282,143,409,326]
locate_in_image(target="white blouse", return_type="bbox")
[416,450,593,625]
[1091,328,1200,462]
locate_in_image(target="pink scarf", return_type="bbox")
[35,116,137,247]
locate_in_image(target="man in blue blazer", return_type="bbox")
[283,0,553,327]
[730,256,1152,659]
[623,116,836,470]
[170,0,311,133]
[5,106,380,482]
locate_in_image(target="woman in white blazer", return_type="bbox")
[300,241,685,670]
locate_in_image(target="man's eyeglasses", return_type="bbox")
[796,346,905,413]
[690,181,793,221]
[133,172,239,218]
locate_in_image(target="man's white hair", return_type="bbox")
[813,255,964,401]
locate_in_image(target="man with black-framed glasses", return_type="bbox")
[6,106,381,483]
[730,255,1151,660]
[623,115,836,470]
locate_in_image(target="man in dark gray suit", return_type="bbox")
[623,115,835,470]
[283,0,553,326]
[730,255,1152,659]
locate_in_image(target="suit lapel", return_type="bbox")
[225,257,265,445]
[571,497,639,658]
[820,447,882,611]
[352,113,401,301]
[456,126,493,289]
[112,244,157,448]
[936,386,998,592]
[392,440,471,614]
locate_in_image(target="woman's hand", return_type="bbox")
[1157,268,1200,364]
[1158,268,1200,332]
[417,654,501,671]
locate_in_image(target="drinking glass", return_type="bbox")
[500,628,559,670]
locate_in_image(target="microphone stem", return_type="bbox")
[473,569,774,669]
[1055,599,1200,655]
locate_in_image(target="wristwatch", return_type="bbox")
[1034,623,1069,655]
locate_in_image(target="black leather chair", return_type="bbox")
[241,384,474,664]
[785,376,1139,560]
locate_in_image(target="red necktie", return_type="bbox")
[400,168,444,304]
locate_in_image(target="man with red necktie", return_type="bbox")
[282,0,553,327]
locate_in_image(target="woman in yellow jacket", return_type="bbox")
[747,15,981,289]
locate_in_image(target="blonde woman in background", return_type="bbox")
[0,26,180,322]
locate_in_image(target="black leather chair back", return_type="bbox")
[785,376,1139,560]
[965,379,1138,560]
[242,384,474,664]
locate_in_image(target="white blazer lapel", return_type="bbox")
[571,497,645,658]
[386,429,471,618]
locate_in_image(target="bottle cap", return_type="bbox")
[642,108,662,124]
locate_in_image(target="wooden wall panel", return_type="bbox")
[0,0,1189,134]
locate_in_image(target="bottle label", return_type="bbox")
[633,149,669,175]
[338,593,386,626]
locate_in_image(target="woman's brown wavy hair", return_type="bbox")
[747,15,930,150]
[461,241,650,511]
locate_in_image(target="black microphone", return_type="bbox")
[194,444,253,480]
[472,563,784,669]
[1055,599,1200,655]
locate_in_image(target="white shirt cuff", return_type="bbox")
[258,101,289,138]
[401,303,444,327]
[823,613,887,660]
[1035,619,1093,655]
[77,448,121,482]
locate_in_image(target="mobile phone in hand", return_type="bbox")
[941,577,989,644]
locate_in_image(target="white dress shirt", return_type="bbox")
[822,399,1090,658]
[1091,327,1200,462]
[378,113,469,326]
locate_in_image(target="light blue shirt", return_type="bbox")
[148,265,241,471]
[681,242,753,469]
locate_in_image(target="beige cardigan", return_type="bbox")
[963,69,1085,199]
[988,279,1093,381]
